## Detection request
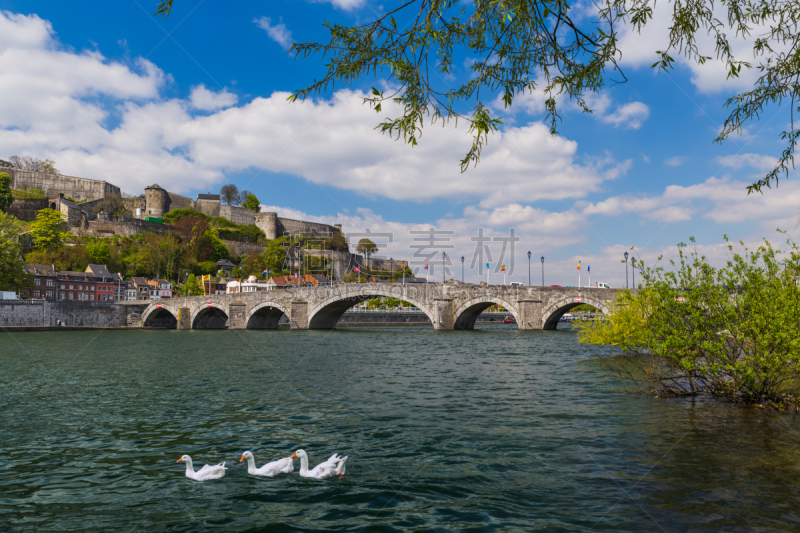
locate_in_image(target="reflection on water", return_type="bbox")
[1,326,799,532]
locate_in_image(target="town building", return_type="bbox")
[85,264,124,301]
[22,263,57,300]
[148,279,173,299]
[56,271,98,301]
[125,281,137,301]
[130,277,151,301]
[216,259,236,277]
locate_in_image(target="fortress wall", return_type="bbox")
[123,196,146,216]
[220,205,256,226]
[78,219,173,237]
[222,240,267,257]
[167,192,194,211]
[277,217,338,238]
[8,168,119,200]
[7,198,48,219]
[195,198,220,217]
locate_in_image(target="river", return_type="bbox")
[1,325,799,532]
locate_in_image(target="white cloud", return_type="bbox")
[598,101,650,129]
[717,153,778,172]
[189,84,237,111]
[664,156,683,167]
[313,0,367,10]
[254,16,293,50]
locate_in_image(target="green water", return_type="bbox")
[1,326,799,532]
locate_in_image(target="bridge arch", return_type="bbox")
[453,296,521,330]
[246,301,289,329]
[307,285,435,329]
[541,295,609,330]
[141,304,178,328]
[192,302,229,329]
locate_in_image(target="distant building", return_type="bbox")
[56,271,98,301]
[216,259,236,277]
[130,277,150,301]
[22,263,57,300]
[84,264,124,301]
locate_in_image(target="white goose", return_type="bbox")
[240,451,294,477]
[177,455,227,481]
[292,449,348,479]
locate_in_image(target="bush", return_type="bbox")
[578,235,800,409]
[195,261,217,275]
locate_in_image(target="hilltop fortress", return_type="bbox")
[0,159,341,240]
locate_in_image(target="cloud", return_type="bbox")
[664,156,683,167]
[312,0,366,10]
[717,153,778,172]
[189,84,237,111]
[254,16,293,50]
[0,11,632,206]
[598,101,650,129]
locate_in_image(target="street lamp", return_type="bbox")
[442,251,446,283]
[631,256,636,288]
[461,255,465,283]
[390,257,393,282]
[540,256,545,287]
[527,251,532,286]
[624,251,629,289]
[366,252,370,283]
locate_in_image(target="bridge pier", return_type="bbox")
[290,300,309,329]
[228,302,246,329]
[176,307,191,330]
[433,299,455,330]
[516,300,544,330]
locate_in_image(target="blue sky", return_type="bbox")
[0,1,795,285]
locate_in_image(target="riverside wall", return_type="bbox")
[0,300,142,327]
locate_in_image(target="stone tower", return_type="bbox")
[144,184,168,218]
[256,211,279,240]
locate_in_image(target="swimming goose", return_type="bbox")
[177,455,226,481]
[240,451,294,476]
[292,449,347,479]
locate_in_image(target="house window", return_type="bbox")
[69,292,74,300]
[90,294,94,301]
[69,284,73,290]
[46,291,53,298]
[47,279,54,286]
[33,290,40,297]
[35,278,41,286]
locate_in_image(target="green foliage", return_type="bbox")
[572,304,600,313]
[11,187,45,200]
[87,240,111,264]
[262,240,287,273]
[0,212,30,291]
[163,208,205,224]
[325,232,349,252]
[26,245,91,272]
[217,224,266,244]
[356,238,378,255]
[29,209,68,250]
[195,261,217,275]
[204,226,230,262]
[184,273,203,296]
[165,207,266,243]
[242,193,260,211]
[578,235,800,408]
[0,173,12,213]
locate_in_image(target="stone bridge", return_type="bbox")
[123,283,624,331]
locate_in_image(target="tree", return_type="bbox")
[356,238,378,255]
[9,155,60,174]
[184,273,203,296]
[29,209,68,250]
[325,232,349,252]
[87,240,111,264]
[0,173,12,213]
[0,212,29,291]
[220,184,240,206]
[262,240,287,273]
[242,193,260,211]
[96,193,129,220]
[577,235,800,408]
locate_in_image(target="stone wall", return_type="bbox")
[222,240,267,257]
[220,205,256,226]
[255,212,339,240]
[167,192,194,211]
[0,300,131,327]
[195,198,220,217]
[78,219,173,237]
[7,198,48,219]
[7,168,119,200]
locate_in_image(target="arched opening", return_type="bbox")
[542,300,606,330]
[193,306,229,329]
[454,298,520,330]
[49,202,56,210]
[246,305,287,329]
[308,295,433,329]
[143,308,177,329]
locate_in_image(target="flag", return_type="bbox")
[486,262,490,269]
[424,264,428,270]
[354,266,360,272]
[500,265,506,271]
[294,272,298,278]
[577,261,581,270]
[588,265,590,273]
[262,269,268,275]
